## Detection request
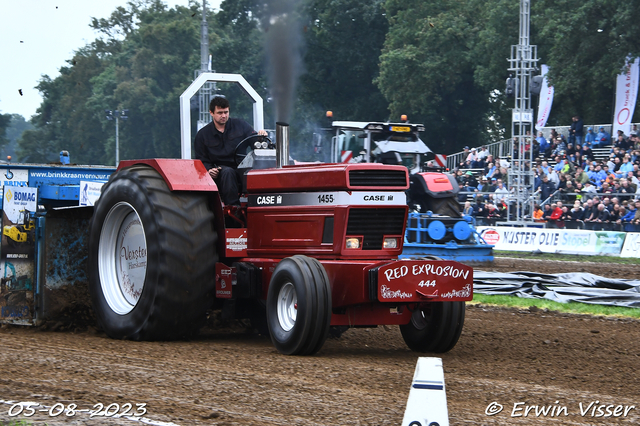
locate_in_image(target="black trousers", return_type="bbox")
[215,165,243,205]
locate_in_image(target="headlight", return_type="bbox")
[345,237,362,249]
[383,237,398,249]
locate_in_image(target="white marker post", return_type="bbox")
[402,357,449,426]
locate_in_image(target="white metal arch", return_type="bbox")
[179,72,264,159]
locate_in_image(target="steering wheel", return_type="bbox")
[234,134,273,166]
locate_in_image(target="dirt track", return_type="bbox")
[1,258,639,426]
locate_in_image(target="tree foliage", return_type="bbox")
[0,113,10,148]
[377,0,640,152]
[11,0,640,162]
[533,0,640,125]
[377,0,521,152]
[298,0,389,121]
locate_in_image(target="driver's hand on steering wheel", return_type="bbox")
[209,167,220,179]
[257,129,268,136]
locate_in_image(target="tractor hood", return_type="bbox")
[246,163,409,193]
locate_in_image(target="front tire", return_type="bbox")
[266,256,331,355]
[400,302,465,353]
[88,165,217,340]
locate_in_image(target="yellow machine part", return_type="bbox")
[3,225,27,243]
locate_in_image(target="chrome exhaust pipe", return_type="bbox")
[276,122,289,168]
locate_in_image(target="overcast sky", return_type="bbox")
[0,0,222,120]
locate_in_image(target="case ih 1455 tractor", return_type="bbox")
[88,122,472,355]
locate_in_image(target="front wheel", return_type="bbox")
[88,165,217,340]
[266,255,331,355]
[400,302,465,353]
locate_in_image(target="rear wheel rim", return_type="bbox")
[410,308,429,331]
[277,282,297,332]
[98,202,148,315]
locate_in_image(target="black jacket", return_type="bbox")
[539,180,556,201]
[194,118,256,169]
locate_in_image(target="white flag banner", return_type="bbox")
[535,64,554,130]
[613,57,640,136]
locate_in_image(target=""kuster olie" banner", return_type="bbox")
[477,226,630,256]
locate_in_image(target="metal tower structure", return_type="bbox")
[195,0,216,130]
[505,0,539,223]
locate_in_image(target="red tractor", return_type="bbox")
[88,123,472,355]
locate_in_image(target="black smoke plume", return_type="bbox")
[264,0,303,123]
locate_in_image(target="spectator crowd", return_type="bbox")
[454,121,640,231]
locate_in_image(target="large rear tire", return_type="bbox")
[400,302,465,353]
[266,255,331,355]
[88,165,217,340]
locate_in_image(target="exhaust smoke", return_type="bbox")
[265,0,303,123]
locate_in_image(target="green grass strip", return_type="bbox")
[472,293,640,319]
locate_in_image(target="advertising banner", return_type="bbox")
[620,232,640,258]
[0,169,29,203]
[79,180,105,206]
[0,186,38,324]
[613,57,640,137]
[535,64,554,130]
[477,226,626,256]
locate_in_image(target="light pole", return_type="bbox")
[105,109,128,166]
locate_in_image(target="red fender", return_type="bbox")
[118,159,218,192]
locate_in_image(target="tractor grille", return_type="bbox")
[349,170,408,188]
[346,208,406,250]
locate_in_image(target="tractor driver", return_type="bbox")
[194,95,267,205]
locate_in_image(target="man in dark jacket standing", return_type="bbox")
[570,115,584,146]
[195,96,267,205]
[538,174,556,202]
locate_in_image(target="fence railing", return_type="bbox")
[446,138,512,170]
[445,121,639,171]
[473,217,639,232]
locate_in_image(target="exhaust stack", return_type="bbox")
[276,122,290,168]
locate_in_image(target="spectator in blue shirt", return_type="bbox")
[536,131,548,153]
[620,156,634,174]
[595,165,609,187]
[620,202,637,231]
[584,127,596,146]
[594,127,611,147]
[553,155,565,172]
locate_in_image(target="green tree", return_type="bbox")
[0,113,10,148]
[1,114,34,161]
[18,1,204,164]
[377,0,640,153]
[533,0,640,125]
[298,0,389,122]
[377,0,495,153]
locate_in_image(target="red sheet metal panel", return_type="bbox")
[118,159,218,192]
[215,262,234,299]
[376,259,473,302]
[246,163,408,192]
[225,228,248,257]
